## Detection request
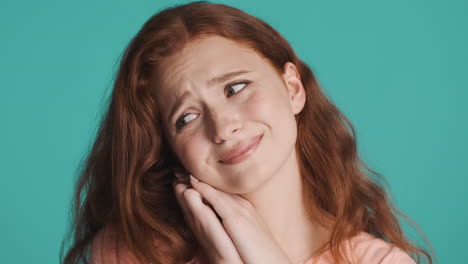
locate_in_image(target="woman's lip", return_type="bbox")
[219,134,263,165]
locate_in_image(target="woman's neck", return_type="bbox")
[239,149,330,263]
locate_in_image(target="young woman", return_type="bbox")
[61,1,434,264]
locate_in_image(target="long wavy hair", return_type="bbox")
[61,1,434,263]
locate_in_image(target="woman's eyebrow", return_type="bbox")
[167,70,251,122]
[168,90,191,122]
[207,70,251,86]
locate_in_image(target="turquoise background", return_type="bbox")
[1,0,466,263]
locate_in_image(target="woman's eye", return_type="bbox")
[175,81,251,132]
[226,81,249,97]
[175,113,198,131]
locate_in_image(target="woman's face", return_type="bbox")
[154,35,305,194]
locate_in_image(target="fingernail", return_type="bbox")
[174,171,184,178]
[189,174,199,183]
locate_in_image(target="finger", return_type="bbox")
[181,182,245,264]
[183,188,216,221]
[182,187,226,228]
[173,181,196,221]
[183,188,237,248]
[174,171,190,184]
[189,175,248,220]
[173,175,214,225]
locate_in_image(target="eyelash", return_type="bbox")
[175,81,251,131]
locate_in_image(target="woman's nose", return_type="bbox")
[208,107,242,144]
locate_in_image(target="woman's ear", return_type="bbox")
[282,62,306,115]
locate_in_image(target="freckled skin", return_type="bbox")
[154,35,303,195]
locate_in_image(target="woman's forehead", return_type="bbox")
[154,36,265,89]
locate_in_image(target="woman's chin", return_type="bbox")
[220,170,272,195]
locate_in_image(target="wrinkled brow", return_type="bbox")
[207,70,250,87]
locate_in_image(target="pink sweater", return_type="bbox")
[90,228,416,264]
[298,232,416,264]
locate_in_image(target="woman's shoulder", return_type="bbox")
[307,232,416,264]
[348,232,416,263]
[89,225,140,264]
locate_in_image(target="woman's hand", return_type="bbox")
[173,172,292,264]
[173,173,244,264]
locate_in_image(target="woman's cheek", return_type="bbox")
[244,89,276,119]
[177,132,207,172]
